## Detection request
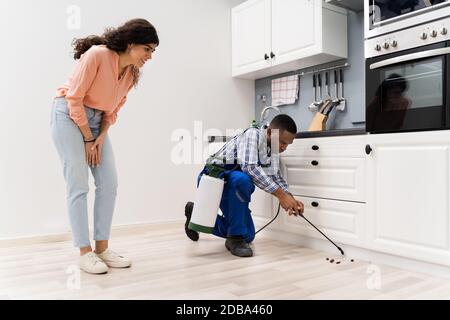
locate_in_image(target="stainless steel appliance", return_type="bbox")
[366,17,450,133]
[365,0,450,39]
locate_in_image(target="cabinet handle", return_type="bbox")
[365,144,373,155]
[264,53,269,60]
[312,145,319,151]
[311,202,319,207]
[270,52,275,59]
[311,160,319,166]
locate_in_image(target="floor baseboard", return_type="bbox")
[0,220,183,248]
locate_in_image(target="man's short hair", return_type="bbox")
[269,114,297,134]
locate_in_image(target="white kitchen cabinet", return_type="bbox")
[280,195,366,247]
[366,131,450,267]
[282,135,366,158]
[262,131,450,274]
[232,0,348,79]
[281,156,366,202]
[250,187,274,222]
[231,0,271,77]
[277,135,367,246]
[271,0,316,66]
[281,135,366,202]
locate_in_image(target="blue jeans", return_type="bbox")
[197,166,256,242]
[50,97,118,248]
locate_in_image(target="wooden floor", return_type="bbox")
[1,221,450,300]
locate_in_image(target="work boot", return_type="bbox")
[225,236,253,257]
[185,202,199,241]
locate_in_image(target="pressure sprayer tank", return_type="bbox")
[188,174,224,233]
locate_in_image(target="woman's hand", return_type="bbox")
[85,141,97,167]
[91,133,106,165]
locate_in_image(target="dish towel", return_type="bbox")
[271,75,299,107]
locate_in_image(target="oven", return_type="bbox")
[365,0,450,39]
[366,40,450,133]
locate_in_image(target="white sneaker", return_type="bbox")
[79,252,109,274]
[96,249,132,268]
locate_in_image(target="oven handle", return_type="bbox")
[369,47,450,70]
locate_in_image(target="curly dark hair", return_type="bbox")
[375,73,409,101]
[71,18,159,86]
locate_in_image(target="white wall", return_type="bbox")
[0,0,253,239]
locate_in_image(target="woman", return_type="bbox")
[366,73,411,132]
[51,18,159,274]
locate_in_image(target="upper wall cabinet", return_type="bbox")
[232,0,348,80]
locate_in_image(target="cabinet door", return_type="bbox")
[271,0,319,66]
[366,132,450,266]
[283,135,366,158]
[281,156,366,202]
[232,0,271,77]
[281,135,366,202]
[249,187,274,225]
[278,195,366,247]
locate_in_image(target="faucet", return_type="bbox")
[259,105,280,128]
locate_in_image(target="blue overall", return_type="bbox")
[197,165,256,243]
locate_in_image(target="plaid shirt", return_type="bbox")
[208,127,289,194]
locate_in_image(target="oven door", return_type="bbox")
[366,42,450,134]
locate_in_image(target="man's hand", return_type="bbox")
[282,194,305,216]
[273,189,303,216]
[294,199,304,216]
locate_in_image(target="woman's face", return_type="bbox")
[128,43,157,68]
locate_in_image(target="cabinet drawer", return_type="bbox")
[281,156,366,202]
[282,136,366,158]
[278,195,366,248]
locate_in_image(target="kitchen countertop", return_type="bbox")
[295,127,366,139]
[209,127,367,143]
